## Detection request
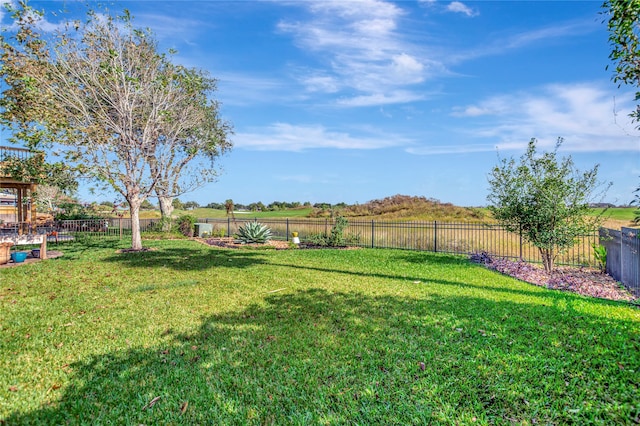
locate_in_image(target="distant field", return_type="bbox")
[172,207,314,219]
[99,205,640,228]
[588,208,638,229]
[589,207,636,221]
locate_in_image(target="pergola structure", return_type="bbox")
[0,145,47,259]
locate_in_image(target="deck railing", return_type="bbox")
[0,146,44,180]
[0,146,35,162]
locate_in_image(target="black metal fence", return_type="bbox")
[197,217,599,267]
[8,217,602,268]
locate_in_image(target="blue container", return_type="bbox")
[11,252,28,263]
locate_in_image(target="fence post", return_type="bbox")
[371,220,375,248]
[519,225,523,260]
[227,217,231,238]
[434,221,437,253]
[119,218,122,240]
[286,218,290,241]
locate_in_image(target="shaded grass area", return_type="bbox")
[1,240,639,424]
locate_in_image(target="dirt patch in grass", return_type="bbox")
[471,253,636,302]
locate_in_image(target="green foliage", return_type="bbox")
[183,201,199,210]
[54,201,103,221]
[0,2,231,251]
[632,179,640,224]
[140,199,155,210]
[488,138,607,272]
[307,216,360,247]
[176,214,196,237]
[0,150,78,192]
[329,216,349,246]
[603,0,640,125]
[211,227,226,238]
[592,244,608,273]
[235,221,272,244]
[172,198,184,210]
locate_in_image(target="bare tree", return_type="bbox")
[1,5,232,249]
[150,72,232,228]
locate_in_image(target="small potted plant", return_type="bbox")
[291,231,300,244]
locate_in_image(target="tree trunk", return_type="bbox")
[158,195,174,231]
[127,195,143,251]
[540,248,555,273]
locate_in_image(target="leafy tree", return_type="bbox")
[150,66,232,224]
[632,180,640,224]
[183,201,199,210]
[140,199,155,210]
[172,198,184,210]
[603,0,640,124]
[603,0,640,223]
[205,202,224,210]
[0,3,230,250]
[34,184,66,213]
[487,138,608,273]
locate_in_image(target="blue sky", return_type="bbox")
[2,0,639,207]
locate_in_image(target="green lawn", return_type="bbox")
[1,239,638,424]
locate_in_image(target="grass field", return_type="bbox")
[2,240,638,424]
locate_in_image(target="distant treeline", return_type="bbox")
[176,199,345,212]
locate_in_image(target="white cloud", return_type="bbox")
[277,0,437,106]
[301,74,340,93]
[449,20,596,64]
[336,90,425,107]
[451,83,640,153]
[446,2,478,17]
[217,73,293,106]
[235,122,412,151]
[0,0,13,24]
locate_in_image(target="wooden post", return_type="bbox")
[39,235,47,259]
[30,184,37,235]
[17,188,23,235]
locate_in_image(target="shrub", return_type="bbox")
[592,244,607,273]
[307,216,360,247]
[176,214,196,237]
[236,221,272,244]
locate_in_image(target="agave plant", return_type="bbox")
[235,221,272,244]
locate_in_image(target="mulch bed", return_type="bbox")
[201,237,358,250]
[470,252,637,302]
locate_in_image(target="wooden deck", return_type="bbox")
[0,146,42,235]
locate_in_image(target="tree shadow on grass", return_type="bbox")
[101,246,269,271]
[4,288,638,425]
[268,256,634,312]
